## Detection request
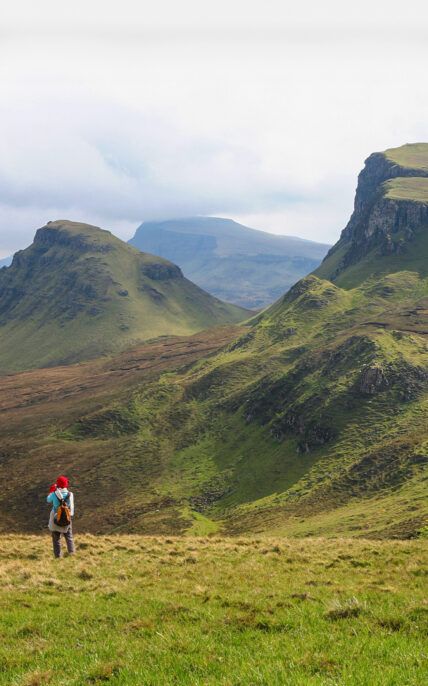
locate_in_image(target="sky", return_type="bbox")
[1,0,427,257]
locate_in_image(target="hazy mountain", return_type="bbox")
[1,146,427,538]
[0,220,249,370]
[0,256,12,268]
[129,217,330,308]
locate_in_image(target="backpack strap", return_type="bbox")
[56,491,69,504]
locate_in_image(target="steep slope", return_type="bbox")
[129,217,330,308]
[0,220,249,370]
[315,143,428,288]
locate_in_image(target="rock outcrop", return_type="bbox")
[358,364,387,395]
[340,150,428,246]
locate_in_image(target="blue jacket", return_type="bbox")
[47,488,74,516]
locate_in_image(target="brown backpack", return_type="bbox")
[55,493,71,527]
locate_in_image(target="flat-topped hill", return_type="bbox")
[129,217,330,308]
[0,220,249,370]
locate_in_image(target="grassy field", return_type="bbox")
[384,143,428,171]
[0,535,426,685]
[384,177,428,203]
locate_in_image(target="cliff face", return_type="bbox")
[316,143,428,285]
[340,151,428,245]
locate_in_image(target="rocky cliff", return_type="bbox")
[317,143,428,286]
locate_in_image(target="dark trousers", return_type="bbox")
[52,524,75,558]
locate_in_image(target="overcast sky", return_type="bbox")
[1,1,427,257]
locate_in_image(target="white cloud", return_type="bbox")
[0,0,427,255]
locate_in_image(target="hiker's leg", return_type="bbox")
[64,524,75,554]
[52,531,62,558]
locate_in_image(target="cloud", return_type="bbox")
[0,1,427,255]
[0,97,317,254]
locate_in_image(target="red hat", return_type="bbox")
[56,476,68,488]
[49,484,57,493]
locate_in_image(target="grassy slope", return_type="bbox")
[0,271,426,539]
[384,142,428,170]
[384,177,428,202]
[317,225,428,289]
[0,221,248,370]
[0,535,426,685]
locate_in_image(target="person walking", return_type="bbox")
[47,476,75,558]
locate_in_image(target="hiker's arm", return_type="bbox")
[69,492,74,517]
[46,493,54,504]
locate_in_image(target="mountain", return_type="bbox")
[0,146,427,539]
[0,220,249,370]
[129,217,330,308]
[0,256,12,268]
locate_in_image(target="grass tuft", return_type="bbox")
[324,597,364,620]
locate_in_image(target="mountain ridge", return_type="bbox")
[129,217,330,308]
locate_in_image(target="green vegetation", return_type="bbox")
[384,177,428,202]
[384,142,428,171]
[0,221,248,370]
[0,269,426,538]
[0,535,426,685]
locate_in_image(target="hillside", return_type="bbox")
[0,220,249,370]
[0,146,427,539]
[129,217,330,308]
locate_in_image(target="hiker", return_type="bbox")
[47,476,75,558]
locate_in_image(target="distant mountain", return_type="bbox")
[0,220,249,370]
[129,217,330,308]
[0,256,12,268]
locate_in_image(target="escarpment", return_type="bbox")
[316,144,428,286]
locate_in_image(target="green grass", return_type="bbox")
[384,177,428,203]
[383,143,428,171]
[0,535,426,685]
